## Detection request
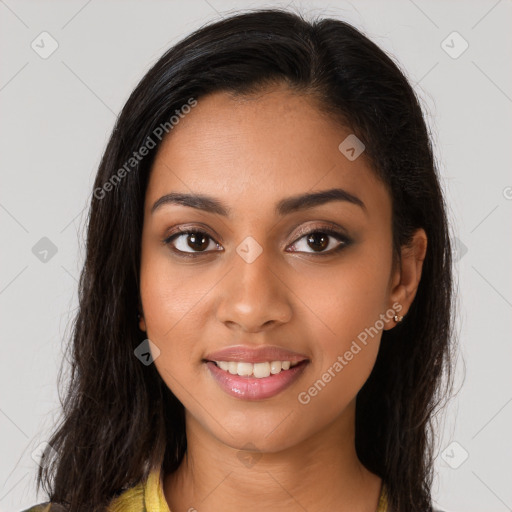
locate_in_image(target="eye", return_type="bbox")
[163,227,222,257]
[287,225,352,255]
[163,224,352,258]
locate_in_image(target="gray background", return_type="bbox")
[1,1,511,511]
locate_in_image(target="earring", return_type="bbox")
[393,314,404,323]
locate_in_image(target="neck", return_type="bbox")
[163,401,382,512]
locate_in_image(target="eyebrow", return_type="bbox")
[151,188,366,217]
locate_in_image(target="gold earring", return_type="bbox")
[393,314,403,323]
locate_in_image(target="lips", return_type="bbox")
[204,345,309,400]
[205,345,309,364]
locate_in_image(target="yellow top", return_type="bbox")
[106,468,390,512]
[22,469,389,511]
[106,469,170,512]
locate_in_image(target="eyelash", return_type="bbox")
[162,224,352,259]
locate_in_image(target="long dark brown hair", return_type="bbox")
[35,8,455,511]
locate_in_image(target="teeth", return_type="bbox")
[214,360,300,378]
[270,361,281,374]
[237,362,253,376]
[218,361,230,371]
[253,362,270,378]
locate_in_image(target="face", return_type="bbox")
[138,85,405,453]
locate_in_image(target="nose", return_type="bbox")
[215,245,293,333]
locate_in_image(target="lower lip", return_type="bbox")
[205,361,308,400]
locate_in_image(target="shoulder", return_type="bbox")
[19,504,50,512]
[17,478,147,512]
[20,469,167,512]
[106,483,145,511]
[106,468,169,512]
[107,469,170,512]
[378,486,450,512]
[19,504,67,512]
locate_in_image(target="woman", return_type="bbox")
[23,8,454,512]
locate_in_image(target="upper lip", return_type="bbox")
[204,345,309,364]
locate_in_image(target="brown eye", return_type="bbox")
[184,232,209,252]
[287,227,352,255]
[164,229,222,255]
[305,232,330,252]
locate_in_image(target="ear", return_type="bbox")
[137,297,147,332]
[138,312,147,332]
[384,228,427,330]
[137,302,146,332]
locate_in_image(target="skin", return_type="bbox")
[138,83,427,512]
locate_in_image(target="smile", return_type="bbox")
[213,360,301,378]
[205,359,308,400]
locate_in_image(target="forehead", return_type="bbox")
[146,86,390,221]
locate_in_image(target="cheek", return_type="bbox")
[139,247,212,339]
[306,246,393,346]
[140,266,208,405]
[294,241,393,403]
[139,249,224,400]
